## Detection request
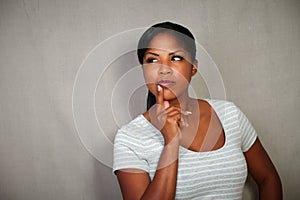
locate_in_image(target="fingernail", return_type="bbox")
[185,111,192,115]
[158,85,162,91]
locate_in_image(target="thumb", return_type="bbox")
[156,85,164,106]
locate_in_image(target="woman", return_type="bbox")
[113,22,282,199]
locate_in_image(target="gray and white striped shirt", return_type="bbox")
[113,99,257,199]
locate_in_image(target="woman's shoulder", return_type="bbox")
[115,114,157,140]
[197,98,243,120]
[198,98,237,111]
[199,98,234,105]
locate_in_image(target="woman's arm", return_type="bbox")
[116,138,179,200]
[244,138,282,199]
[116,85,182,200]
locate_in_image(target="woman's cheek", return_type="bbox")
[143,68,157,84]
[146,83,157,96]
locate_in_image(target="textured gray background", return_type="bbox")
[0,0,299,199]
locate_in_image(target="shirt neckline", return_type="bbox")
[138,99,228,154]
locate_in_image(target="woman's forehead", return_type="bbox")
[147,33,187,51]
[145,49,188,56]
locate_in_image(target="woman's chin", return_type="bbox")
[163,90,179,101]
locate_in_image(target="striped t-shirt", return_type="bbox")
[113,99,257,199]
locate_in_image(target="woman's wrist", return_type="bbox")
[157,138,179,170]
[163,132,181,146]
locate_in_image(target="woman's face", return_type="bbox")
[142,33,197,102]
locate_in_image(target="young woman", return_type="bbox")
[113,22,282,200]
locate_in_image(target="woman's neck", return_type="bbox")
[168,95,196,112]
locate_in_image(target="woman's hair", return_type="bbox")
[137,21,196,110]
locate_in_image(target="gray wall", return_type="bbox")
[0,0,299,199]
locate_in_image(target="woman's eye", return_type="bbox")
[145,57,159,63]
[171,55,184,61]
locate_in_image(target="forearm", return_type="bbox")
[141,139,179,200]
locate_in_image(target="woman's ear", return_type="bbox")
[191,59,198,76]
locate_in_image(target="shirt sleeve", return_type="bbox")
[236,105,258,152]
[113,128,149,173]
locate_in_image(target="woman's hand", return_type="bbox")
[149,85,189,145]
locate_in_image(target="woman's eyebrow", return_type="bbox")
[145,50,186,56]
[169,50,186,55]
[145,52,159,56]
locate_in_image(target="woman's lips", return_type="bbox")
[156,80,176,88]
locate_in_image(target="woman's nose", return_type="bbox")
[158,64,172,75]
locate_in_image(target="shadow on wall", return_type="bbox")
[93,160,122,199]
[243,175,259,200]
